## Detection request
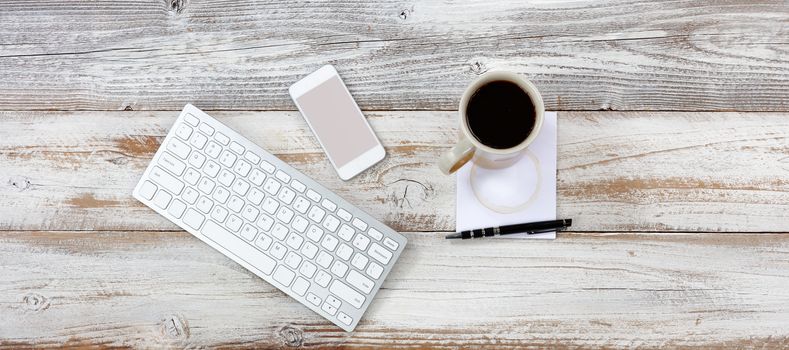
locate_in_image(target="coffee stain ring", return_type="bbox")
[469,149,541,214]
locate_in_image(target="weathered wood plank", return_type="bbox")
[0,0,786,111]
[1,111,788,232]
[1,230,787,348]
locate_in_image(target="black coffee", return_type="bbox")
[466,80,536,150]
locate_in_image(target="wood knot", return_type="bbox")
[22,293,50,311]
[469,61,488,75]
[7,176,32,191]
[168,0,187,13]
[124,105,134,111]
[158,314,189,341]
[278,326,303,347]
[399,9,410,20]
[386,178,434,209]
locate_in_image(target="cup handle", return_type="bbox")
[438,136,476,175]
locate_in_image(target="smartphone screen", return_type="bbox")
[294,75,379,168]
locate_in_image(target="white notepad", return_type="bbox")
[456,112,557,239]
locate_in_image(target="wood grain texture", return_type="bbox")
[1,230,788,348]
[1,110,788,233]
[0,0,787,111]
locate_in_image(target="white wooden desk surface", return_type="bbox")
[1,1,788,348]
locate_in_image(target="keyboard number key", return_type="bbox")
[352,234,371,251]
[263,178,281,195]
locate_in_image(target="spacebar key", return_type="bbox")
[201,221,276,275]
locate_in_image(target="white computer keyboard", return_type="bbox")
[132,104,407,332]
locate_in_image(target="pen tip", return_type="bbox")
[445,233,461,239]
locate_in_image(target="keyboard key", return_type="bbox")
[351,253,369,270]
[261,197,279,215]
[217,169,235,186]
[198,123,214,135]
[272,265,295,287]
[275,170,290,183]
[233,160,251,177]
[247,188,265,205]
[321,235,339,251]
[322,215,340,232]
[307,206,326,223]
[198,177,215,194]
[256,214,274,231]
[205,142,222,158]
[201,220,275,276]
[321,199,337,212]
[183,113,199,126]
[214,132,230,145]
[291,216,309,233]
[291,277,310,296]
[228,196,244,213]
[300,261,318,278]
[203,160,221,177]
[337,209,352,222]
[330,261,348,277]
[159,152,186,175]
[278,187,296,204]
[352,234,371,251]
[263,178,281,195]
[184,168,200,185]
[329,280,365,308]
[212,187,230,203]
[232,179,250,196]
[306,225,324,242]
[347,270,375,294]
[260,160,276,174]
[255,233,273,251]
[270,242,287,259]
[211,206,229,223]
[316,251,333,269]
[149,166,184,195]
[286,232,304,250]
[284,251,302,269]
[189,132,208,149]
[368,243,392,264]
[366,262,384,279]
[276,206,294,223]
[306,292,321,306]
[240,223,258,241]
[138,181,157,200]
[244,151,261,165]
[293,196,310,214]
[321,302,338,316]
[315,270,331,287]
[291,180,306,193]
[367,228,383,241]
[271,223,289,240]
[182,209,204,229]
[306,189,321,202]
[338,224,354,241]
[168,199,186,218]
[249,169,266,186]
[229,141,245,154]
[242,205,259,222]
[166,138,191,159]
[182,187,199,204]
[337,312,353,326]
[383,237,399,251]
[219,150,237,167]
[336,244,353,261]
[196,196,213,213]
[153,190,172,209]
[226,215,243,232]
[301,242,318,259]
[352,218,368,231]
[188,151,206,168]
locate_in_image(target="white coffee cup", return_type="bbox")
[438,71,545,175]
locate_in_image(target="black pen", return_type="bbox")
[445,219,572,239]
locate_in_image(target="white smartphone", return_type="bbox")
[289,65,386,180]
